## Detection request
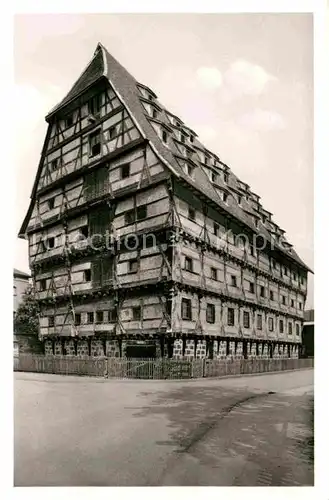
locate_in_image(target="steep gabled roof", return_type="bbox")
[19,43,312,273]
[14,268,30,279]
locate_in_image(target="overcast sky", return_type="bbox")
[14,13,313,306]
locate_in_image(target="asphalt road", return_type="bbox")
[14,368,314,486]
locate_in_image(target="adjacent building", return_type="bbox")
[13,268,31,315]
[18,43,311,359]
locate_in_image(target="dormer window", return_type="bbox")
[162,130,168,143]
[148,94,153,101]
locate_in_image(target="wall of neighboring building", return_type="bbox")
[14,276,30,314]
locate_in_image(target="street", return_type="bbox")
[14,369,314,486]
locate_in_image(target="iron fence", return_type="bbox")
[14,354,314,379]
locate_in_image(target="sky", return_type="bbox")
[13,13,314,306]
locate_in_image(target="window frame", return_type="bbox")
[206,303,215,324]
[243,311,250,329]
[227,307,235,326]
[181,298,192,320]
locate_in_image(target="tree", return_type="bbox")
[14,288,39,336]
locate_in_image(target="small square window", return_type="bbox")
[136,205,147,220]
[51,159,58,171]
[206,304,215,324]
[48,316,55,327]
[257,314,262,330]
[243,311,250,329]
[87,312,94,323]
[109,126,116,139]
[213,223,220,237]
[125,209,135,225]
[96,311,104,323]
[89,130,101,157]
[84,269,91,282]
[223,192,228,203]
[268,317,274,331]
[162,130,168,143]
[80,226,89,238]
[39,279,47,291]
[65,115,73,128]
[211,172,217,183]
[279,319,284,333]
[181,298,192,320]
[48,197,55,210]
[129,259,139,273]
[152,109,158,119]
[260,286,265,298]
[121,163,130,179]
[249,282,255,294]
[108,309,117,322]
[227,308,235,326]
[270,290,274,301]
[185,257,193,272]
[75,313,81,326]
[231,275,237,287]
[188,207,195,221]
[210,267,217,280]
[47,237,55,249]
[238,195,242,205]
[190,135,194,143]
[132,306,141,321]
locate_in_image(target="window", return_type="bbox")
[248,282,254,294]
[87,312,94,323]
[39,279,47,291]
[260,286,265,298]
[75,313,81,326]
[136,205,147,220]
[48,197,55,210]
[227,308,235,326]
[47,237,55,249]
[109,126,116,139]
[213,223,220,237]
[125,209,135,225]
[300,276,304,285]
[210,267,217,280]
[268,317,274,331]
[284,266,288,276]
[181,298,192,320]
[224,173,228,183]
[89,129,101,157]
[65,115,73,128]
[51,158,58,171]
[96,311,104,323]
[206,304,215,324]
[257,314,262,330]
[279,319,284,333]
[185,257,193,272]
[243,311,250,329]
[288,322,292,335]
[282,295,286,305]
[132,306,141,321]
[231,275,237,287]
[187,164,193,177]
[296,324,300,336]
[121,163,130,179]
[238,195,242,205]
[270,290,274,301]
[108,309,117,322]
[211,172,218,183]
[181,134,185,143]
[188,207,196,221]
[84,269,91,282]
[162,130,168,143]
[190,135,194,143]
[88,94,101,115]
[152,109,158,119]
[223,192,228,203]
[48,316,55,327]
[299,302,302,310]
[204,156,208,165]
[293,272,297,281]
[129,259,139,273]
[80,226,89,238]
[291,299,295,307]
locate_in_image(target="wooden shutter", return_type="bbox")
[84,166,108,202]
